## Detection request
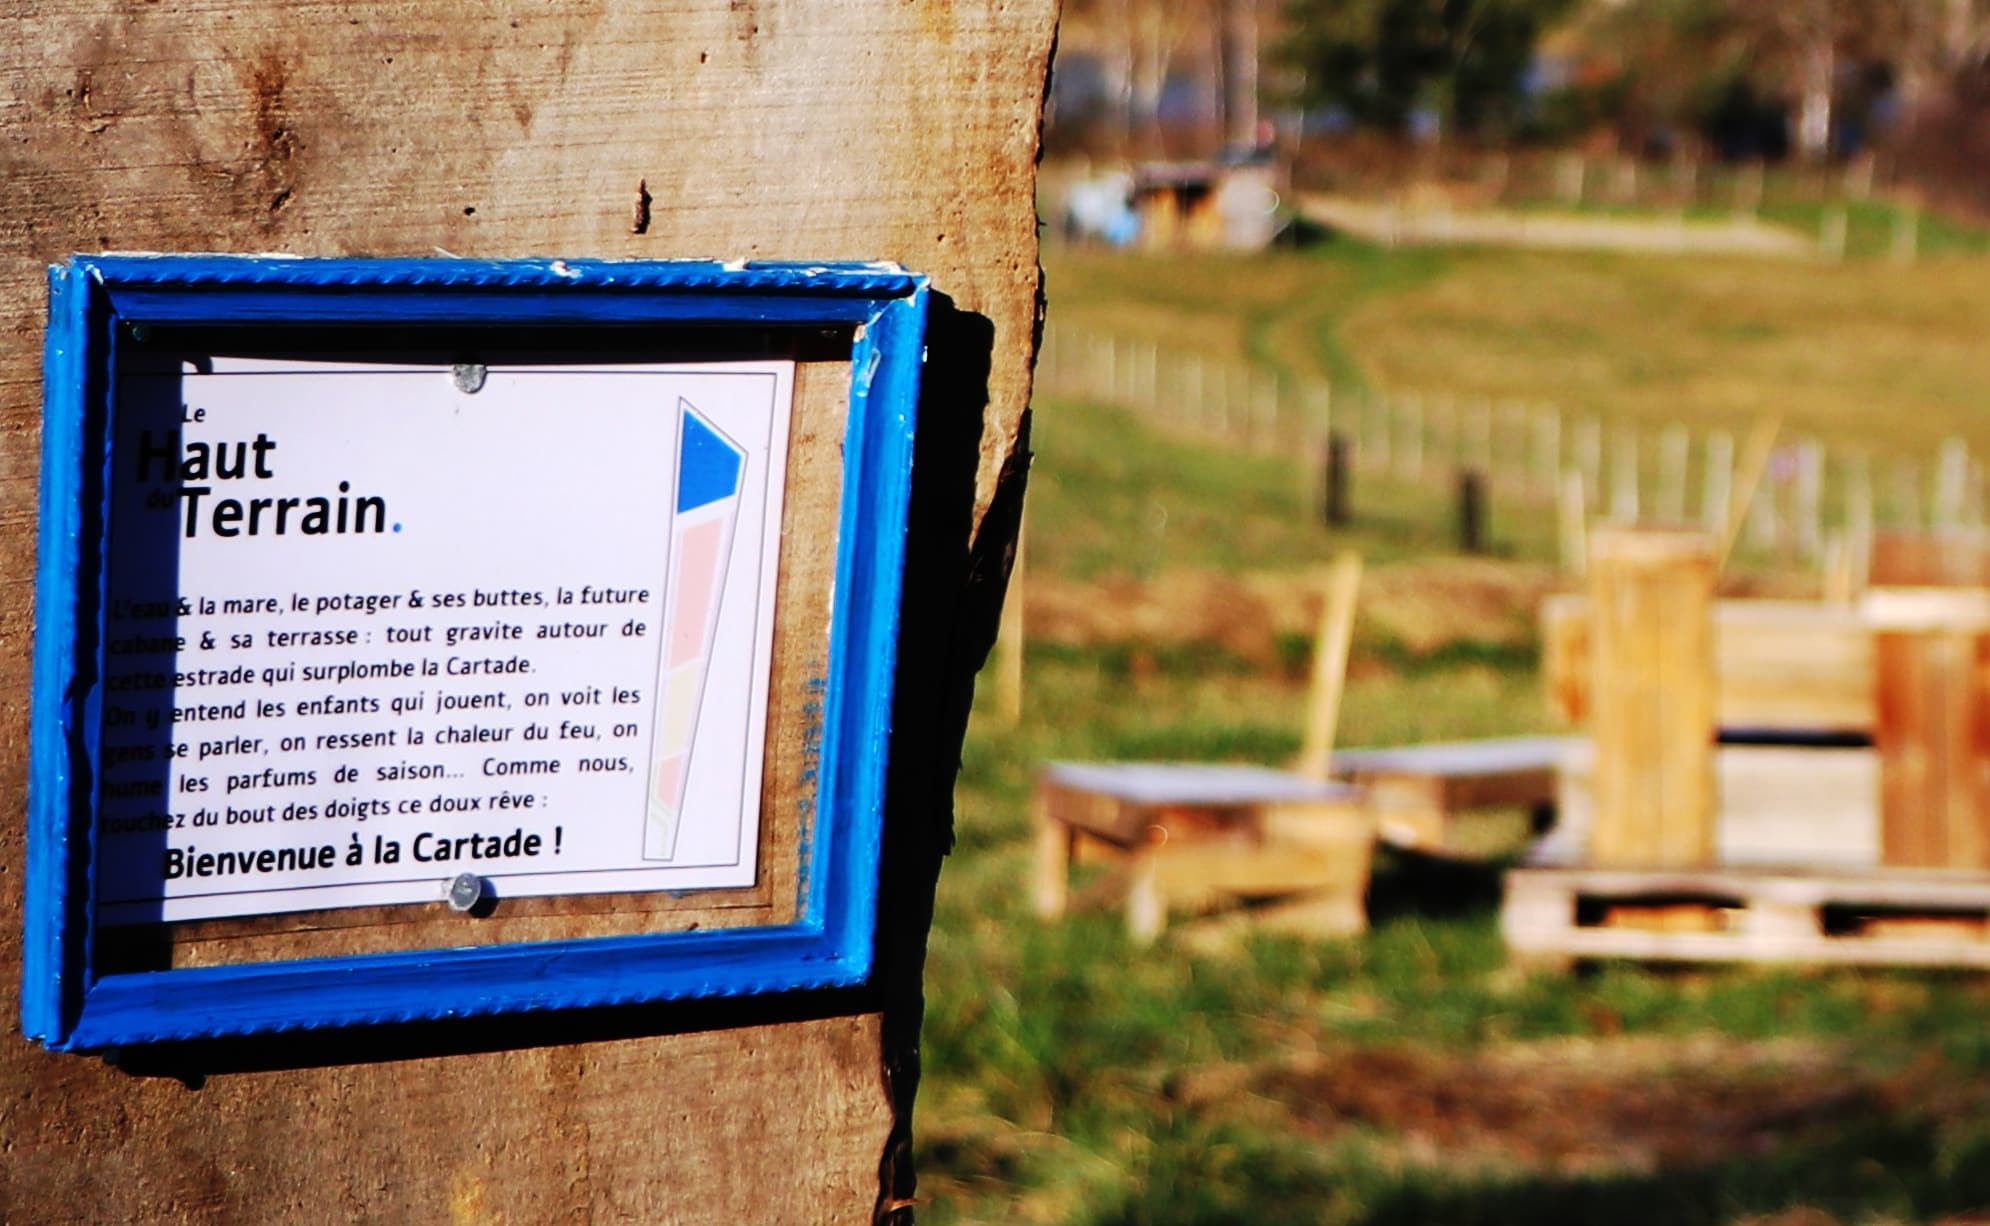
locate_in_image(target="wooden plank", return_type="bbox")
[1543,598,1874,734]
[1588,529,1716,869]
[1541,593,1590,726]
[0,1,1056,1221]
[1555,742,1880,869]
[1716,745,1879,868]
[1870,529,1990,587]
[1877,628,1990,869]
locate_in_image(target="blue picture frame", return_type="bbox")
[26,255,929,1053]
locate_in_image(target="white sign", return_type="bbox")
[95,358,793,924]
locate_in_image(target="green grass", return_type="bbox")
[1045,229,1990,464]
[919,241,1990,1226]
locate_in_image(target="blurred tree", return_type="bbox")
[1276,0,1578,139]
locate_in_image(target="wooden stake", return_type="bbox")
[1718,416,1781,568]
[995,511,1026,726]
[1294,552,1363,781]
[1559,470,1588,576]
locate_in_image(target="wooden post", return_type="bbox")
[1587,529,1717,869]
[1893,458,1923,531]
[1847,453,1875,594]
[0,1,1054,1220]
[1400,395,1424,481]
[1533,407,1561,498]
[996,512,1027,727]
[1795,439,1824,563]
[1936,437,1969,530]
[1702,430,1735,534]
[1323,432,1351,526]
[1575,417,1602,500]
[1558,470,1589,576]
[1365,388,1390,472]
[1610,429,1640,524]
[1457,467,1488,554]
[1721,417,1782,567]
[1658,424,1689,524]
[1294,553,1363,781]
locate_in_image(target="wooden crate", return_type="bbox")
[1504,861,1990,968]
[1034,762,1374,943]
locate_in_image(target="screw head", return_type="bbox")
[447,872,484,912]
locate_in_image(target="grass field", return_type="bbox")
[916,234,1990,1224]
[1042,235,1990,463]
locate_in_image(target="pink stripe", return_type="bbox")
[652,755,688,810]
[669,518,726,667]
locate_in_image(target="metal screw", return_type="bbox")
[452,362,488,394]
[446,872,485,912]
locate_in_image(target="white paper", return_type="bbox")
[94,358,792,924]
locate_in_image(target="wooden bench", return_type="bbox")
[1330,734,1575,854]
[1032,762,1373,943]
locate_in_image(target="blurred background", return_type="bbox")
[919,2,1990,1223]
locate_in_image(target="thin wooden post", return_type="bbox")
[1658,424,1689,524]
[1847,451,1875,592]
[1558,470,1588,576]
[1294,553,1363,781]
[1575,417,1602,499]
[1720,417,1781,567]
[995,511,1026,727]
[1467,399,1493,474]
[1610,429,1640,524]
[1936,437,1969,530]
[1701,430,1734,534]
[1323,432,1351,526]
[1457,467,1487,554]
[1365,388,1390,472]
[1533,407,1561,498]
[1795,439,1824,562]
[1432,395,1457,476]
[1587,528,1717,868]
[1893,458,1923,530]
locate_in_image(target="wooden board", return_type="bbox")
[1870,530,1990,587]
[1504,862,1990,969]
[1549,741,1880,869]
[1586,529,1716,869]
[1876,630,1990,869]
[0,2,1056,1221]
[1541,596,1874,734]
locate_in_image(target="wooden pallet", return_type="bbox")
[1504,861,1990,968]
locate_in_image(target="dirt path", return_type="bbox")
[1300,194,1817,259]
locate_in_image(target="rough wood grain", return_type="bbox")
[1587,529,1716,869]
[0,1,1055,1221]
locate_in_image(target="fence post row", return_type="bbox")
[1033,323,1974,563]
